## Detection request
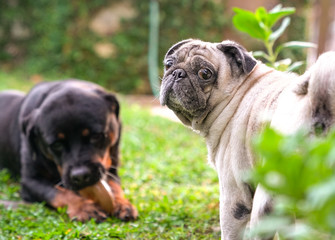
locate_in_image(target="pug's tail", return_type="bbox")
[305,51,335,134]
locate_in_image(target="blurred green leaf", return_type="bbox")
[255,7,268,26]
[246,215,291,239]
[268,5,295,28]
[252,51,269,60]
[307,177,335,209]
[232,8,268,40]
[275,41,317,56]
[286,61,305,72]
[251,127,335,238]
[232,4,309,73]
[273,58,292,71]
[269,17,291,42]
[269,4,283,13]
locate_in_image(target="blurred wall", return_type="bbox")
[307,0,335,64]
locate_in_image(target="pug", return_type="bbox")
[160,39,335,239]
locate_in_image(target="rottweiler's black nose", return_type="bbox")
[70,166,92,186]
[173,69,187,80]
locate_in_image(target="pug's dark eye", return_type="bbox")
[165,60,173,70]
[198,68,212,80]
[50,141,63,153]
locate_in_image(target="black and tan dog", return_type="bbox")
[0,79,137,222]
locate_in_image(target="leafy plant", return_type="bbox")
[233,5,316,72]
[248,127,335,239]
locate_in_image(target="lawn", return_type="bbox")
[0,71,43,92]
[0,76,220,239]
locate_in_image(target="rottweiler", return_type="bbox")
[0,80,138,222]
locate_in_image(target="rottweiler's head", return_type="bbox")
[21,81,120,191]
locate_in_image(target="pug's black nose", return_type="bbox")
[173,69,187,80]
[70,166,91,185]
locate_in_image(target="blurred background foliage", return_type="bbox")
[249,127,335,239]
[0,0,310,94]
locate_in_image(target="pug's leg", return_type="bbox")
[248,185,273,240]
[220,182,251,240]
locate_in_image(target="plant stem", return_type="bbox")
[265,41,276,66]
[148,0,160,97]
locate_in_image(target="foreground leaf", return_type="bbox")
[233,8,268,40]
[268,5,295,28]
[269,17,291,42]
[275,41,317,56]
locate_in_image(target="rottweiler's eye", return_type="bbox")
[50,141,63,153]
[165,60,173,70]
[90,133,105,144]
[198,68,212,80]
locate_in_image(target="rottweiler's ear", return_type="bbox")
[21,110,40,152]
[217,41,257,76]
[104,94,120,118]
[21,110,39,137]
[165,39,193,59]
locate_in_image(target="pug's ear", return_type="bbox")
[217,42,257,76]
[165,39,194,59]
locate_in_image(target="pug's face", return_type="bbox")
[160,39,257,126]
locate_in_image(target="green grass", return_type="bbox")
[0,71,38,92]
[0,85,220,239]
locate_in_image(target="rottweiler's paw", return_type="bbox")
[67,199,107,223]
[113,199,138,221]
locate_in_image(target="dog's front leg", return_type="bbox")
[20,177,107,222]
[217,163,253,240]
[107,145,138,221]
[247,185,273,240]
[107,177,138,221]
[220,189,251,239]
